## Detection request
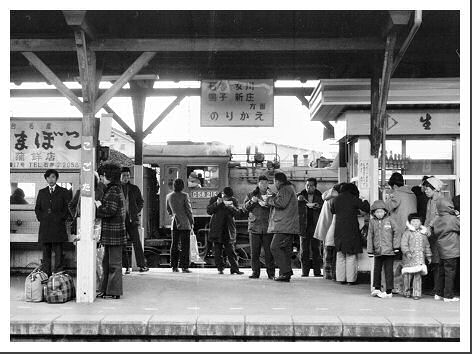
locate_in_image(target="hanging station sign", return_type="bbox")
[200,79,274,127]
[10,118,82,169]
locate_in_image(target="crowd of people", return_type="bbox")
[197,171,460,301]
[31,164,460,301]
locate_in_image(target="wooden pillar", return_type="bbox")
[369,30,397,201]
[130,81,150,269]
[74,29,97,303]
[338,141,348,183]
[369,63,381,201]
[378,32,397,189]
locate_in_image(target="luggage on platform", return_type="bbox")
[24,266,48,302]
[46,271,75,303]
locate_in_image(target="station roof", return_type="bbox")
[10,10,460,83]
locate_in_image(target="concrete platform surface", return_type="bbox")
[11,268,460,340]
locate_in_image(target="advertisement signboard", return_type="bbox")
[11,118,82,169]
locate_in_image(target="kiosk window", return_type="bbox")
[187,166,219,189]
[406,140,452,159]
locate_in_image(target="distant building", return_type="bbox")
[259,141,332,168]
[102,128,135,159]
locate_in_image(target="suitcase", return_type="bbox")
[46,271,76,303]
[24,266,48,302]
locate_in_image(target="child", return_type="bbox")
[433,198,460,302]
[367,200,400,298]
[401,213,432,300]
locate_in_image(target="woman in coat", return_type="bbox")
[433,198,460,302]
[423,176,447,300]
[166,178,194,273]
[95,163,127,299]
[314,182,345,280]
[207,186,243,275]
[331,183,370,284]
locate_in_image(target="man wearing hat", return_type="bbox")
[423,176,448,300]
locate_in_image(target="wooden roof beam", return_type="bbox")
[11,37,385,52]
[21,52,83,113]
[295,94,309,108]
[10,87,315,98]
[63,10,96,40]
[94,52,156,115]
[143,95,185,138]
[102,103,136,139]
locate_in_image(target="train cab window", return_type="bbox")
[187,166,219,189]
[166,166,180,190]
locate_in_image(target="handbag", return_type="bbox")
[189,229,205,264]
[46,271,75,303]
[24,266,48,302]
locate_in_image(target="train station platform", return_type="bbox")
[10,268,461,342]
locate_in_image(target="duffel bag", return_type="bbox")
[46,271,76,303]
[25,266,48,302]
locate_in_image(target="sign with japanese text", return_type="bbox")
[358,160,369,190]
[80,136,94,197]
[10,118,82,169]
[201,79,274,127]
[344,111,460,136]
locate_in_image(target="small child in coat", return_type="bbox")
[433,198,460,302]
[401,213,432,300]
[367,200,400,298]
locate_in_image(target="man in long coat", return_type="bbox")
[266,172,300,282]
[120,167,148,273]
[35,169,71,276]
[297,177,324,277]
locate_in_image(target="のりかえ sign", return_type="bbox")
[201,79,274,127]
[10,118,82,169]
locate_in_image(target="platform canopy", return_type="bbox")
[10,10,459,84]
